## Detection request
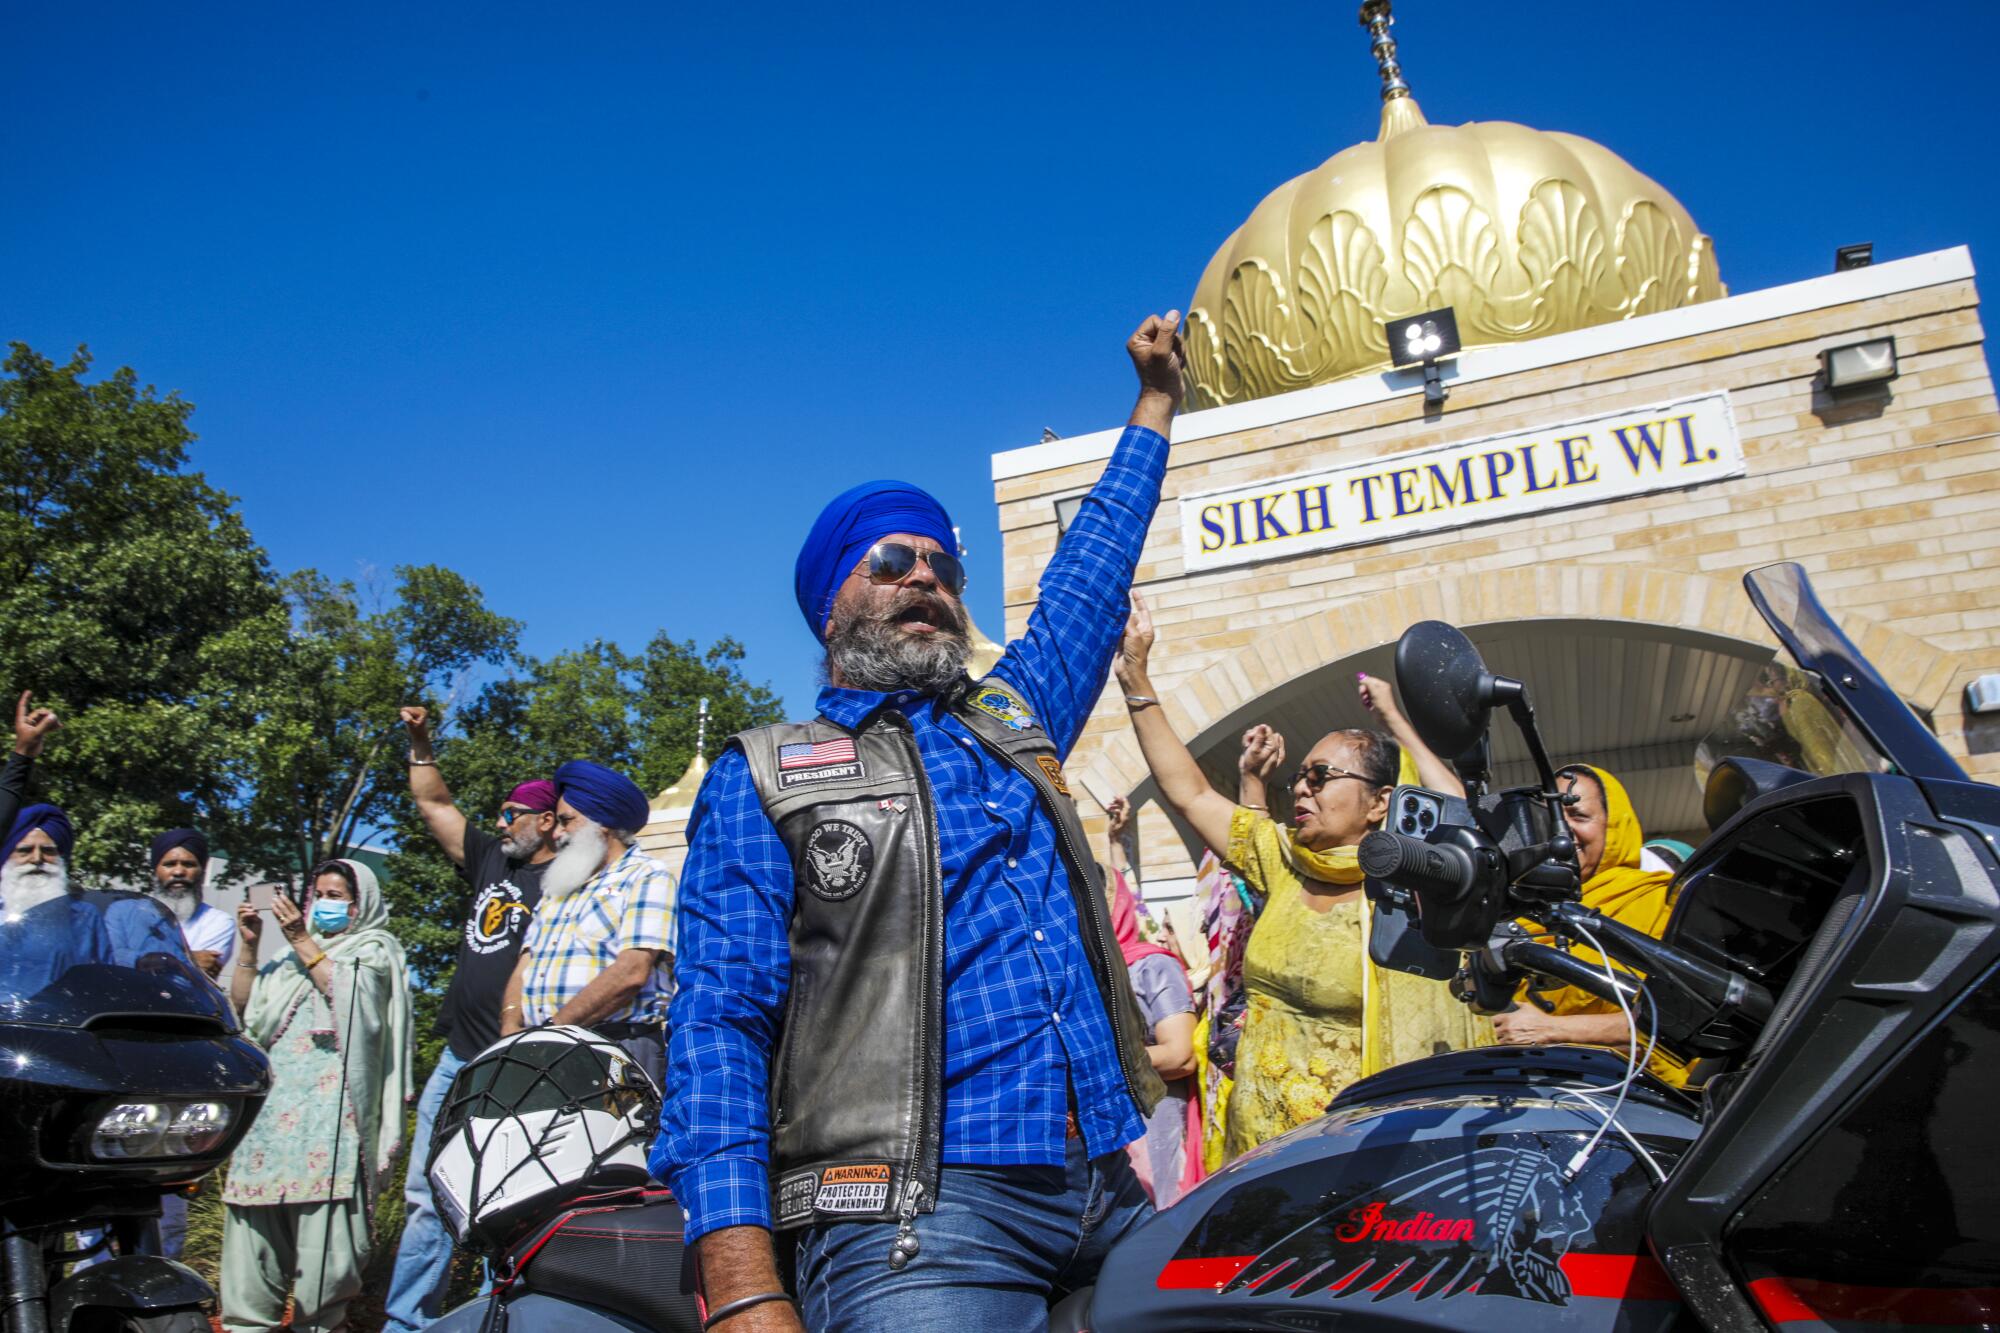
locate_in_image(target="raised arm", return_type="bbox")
[1,691,61,843]
[1114,593,1238,854]
[401,707,470,867]
[983,313,1185,755]
[1236,724,1285,816]
[1358,674,1465,798]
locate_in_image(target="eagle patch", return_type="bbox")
[803,820,873,901]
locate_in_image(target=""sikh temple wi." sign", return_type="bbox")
[1178,391,1745,572]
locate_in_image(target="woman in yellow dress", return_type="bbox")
[1492,763,1689,1086]
[1115,595,1488,1159]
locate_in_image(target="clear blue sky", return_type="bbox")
[8,2,1997,717]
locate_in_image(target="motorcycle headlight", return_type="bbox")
[88,1099,235,1160]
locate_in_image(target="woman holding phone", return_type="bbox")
[221,860,412,1333]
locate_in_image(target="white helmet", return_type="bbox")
[426,1025,659,1252]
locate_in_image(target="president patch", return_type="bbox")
[778,736,865,789]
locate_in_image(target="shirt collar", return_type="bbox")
[817,684,937,728]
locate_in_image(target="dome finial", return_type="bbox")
[1358,2,1410,103]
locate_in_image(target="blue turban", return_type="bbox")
[3,804,74,865]
[150,828,209,871]
[793,480,956,642]
[553,761,651,837]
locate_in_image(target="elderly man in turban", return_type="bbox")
[501,758,676,1089]
[657,314,1186,1332]
[148,828,234,979]
[383,706,562,1333]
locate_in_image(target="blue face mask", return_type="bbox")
[310,900,352,934]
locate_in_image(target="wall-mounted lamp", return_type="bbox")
[1968,673,2000,716]
[1385,306,1461,406]
[1821,336,1898,392]
[1835,243,1874,272]
[1053,494,1086,535]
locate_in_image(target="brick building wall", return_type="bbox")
[992,249,1998,892]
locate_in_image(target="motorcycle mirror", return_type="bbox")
[1395,620,1491,761]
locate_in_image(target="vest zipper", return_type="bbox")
[882,712,943,1265]
[887,1177,925,1270]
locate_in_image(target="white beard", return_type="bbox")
[2,861,70,917]
[150,883,201,923]
[542,821,609,899]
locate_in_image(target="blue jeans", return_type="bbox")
[383,1047,466,1333]
[794,1137,1152,1332]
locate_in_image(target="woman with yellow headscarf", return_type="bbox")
[1116,595,1489,1159]
[1494,764,1689,1086]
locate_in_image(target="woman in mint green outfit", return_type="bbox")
[222,859,412,1333]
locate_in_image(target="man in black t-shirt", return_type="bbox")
[383,705,557,1333]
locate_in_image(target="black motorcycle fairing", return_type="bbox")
[1645,771,2000,1328]
[1080,1047,1698,1333]
[0,1024,269,1209]
[47,1256,211,1330]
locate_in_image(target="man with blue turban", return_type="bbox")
[503,758,676,1090]
[661,314,1187,1330]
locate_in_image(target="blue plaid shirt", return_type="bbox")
[656,425,1169,1243]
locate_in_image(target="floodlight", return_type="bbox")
[1821,336,1898,391]
[1835,243,1874,272]
[1969,674,2000,716]
[1386,307,1462,369]
[1053,494,1086,535]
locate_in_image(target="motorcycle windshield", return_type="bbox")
[1702,563,1967,784]
[0,889,233,1028]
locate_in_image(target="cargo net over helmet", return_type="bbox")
[426,1025,659,1253]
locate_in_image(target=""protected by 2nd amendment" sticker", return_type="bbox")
[813,1163,892,1214]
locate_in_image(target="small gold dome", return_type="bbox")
[1184,6,1724,410]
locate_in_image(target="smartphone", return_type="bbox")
[247,882,294,912]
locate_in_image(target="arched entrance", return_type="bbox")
[1085,567,1954,900]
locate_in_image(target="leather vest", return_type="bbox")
[732,676,1165,1232]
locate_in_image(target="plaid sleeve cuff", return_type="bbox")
[671,1154,773,1244]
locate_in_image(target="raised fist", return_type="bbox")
[1127,311,1186,406]
[400,705,429,734]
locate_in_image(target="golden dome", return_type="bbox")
[1183,4,1724,410]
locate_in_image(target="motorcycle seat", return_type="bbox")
[505,1187,702,1332]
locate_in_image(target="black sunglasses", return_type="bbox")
[861,542,967,597]
[497,807,544,827]
[1292,762,1376,793]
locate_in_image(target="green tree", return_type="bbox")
[0,342,287,881]
[237,563,522,884]
[379,633,780,1006]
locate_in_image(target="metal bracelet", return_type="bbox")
[702,1291,794,1330]
[1123,694,1160,708]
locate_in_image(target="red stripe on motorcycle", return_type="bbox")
[1749,1276,2000,1324]
[1155,1256,1254,1290]
[1559,1253,1679,1301]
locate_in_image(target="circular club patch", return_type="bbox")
[464,881,530,954]
[804,820,873,901]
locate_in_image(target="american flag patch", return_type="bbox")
[780,738,858,770]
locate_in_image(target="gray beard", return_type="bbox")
[501,827,547,860]
[2,862,70,916]
[543,821,609,899]
[825,590,971,695]
[150,883,201,922]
